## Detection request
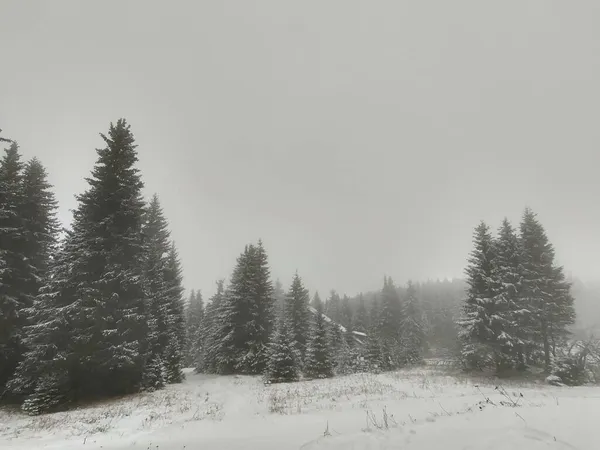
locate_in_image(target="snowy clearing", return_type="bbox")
[1,367,598,449]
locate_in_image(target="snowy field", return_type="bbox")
[1,366,598,449]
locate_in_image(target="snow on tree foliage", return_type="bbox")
[0,142,31,396]
[214,241,275,375]
[266,314,300,383]
[492,218,525,370]
[16,120,149,414]
[162,242,186,383]
[519,208,575,372]
[458,210,576,374]
[284,272,311,364]
[199,280,225,373]
[139,194,171,390]
[304,293,334,379]
[458,221,500,370]
[7,157,60,398]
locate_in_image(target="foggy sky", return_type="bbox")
[1,0,599,299]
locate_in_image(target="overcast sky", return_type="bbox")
[1,0,599,298]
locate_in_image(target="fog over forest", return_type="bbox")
[2,0,600,302]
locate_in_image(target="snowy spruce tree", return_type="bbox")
[214,241,274,374]
[304,293,334,379]
[492,218,525,370]
[519,208,575,372]
[7,157,60,398]
[140,194,172,390]
[162,243,186,383]
[458,221,499,370]
[21,158,60,295]
[284,272,311,363]
[185,289,204,368]
[200,280,225,373]
[401,281,425,364]
[265,315,300,383]
[0,142,30,396]
[16,119,149,413]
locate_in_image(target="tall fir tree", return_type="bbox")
[214,241,274,374]
[401,281,426,364]
[520,208,575,372]
[162,242,186,383]
[458,221,502,370]
[304,293,333,379]
[266,314,300,383]
[492,218,525,369]
[21,158,60,295]
[0,142,29,396]
[7,158,60,398]
[140,194,172,390]
[16,120,149,413]
[284,272,311,363]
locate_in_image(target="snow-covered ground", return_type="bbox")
[1,366,598,449]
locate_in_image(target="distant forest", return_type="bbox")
[0,121,597,417]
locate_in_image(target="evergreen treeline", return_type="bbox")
[1,124,582,416]
[0,121,186,414]
[458,209,576,374]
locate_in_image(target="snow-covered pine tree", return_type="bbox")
[265,314,300,383]
[0,142,30,396]
[492,218,525,370]
[378,276,404,369]
[185,290,204,368]
[353,294,368,333]
[304,294,334,379]
[520,208,575,372]
[401,280,426,364]
[546,265,575,357]
[200,280,224,373]
[18,120,149,413]
[458,221,499,370]
[12,231,78,412]
[163,242,186,383]
[20,158,60,295]
[6,157,60,399]
[140,194,172,390]
[215,241,274,375]
[328,319,344,358]
[284,272,311,363]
